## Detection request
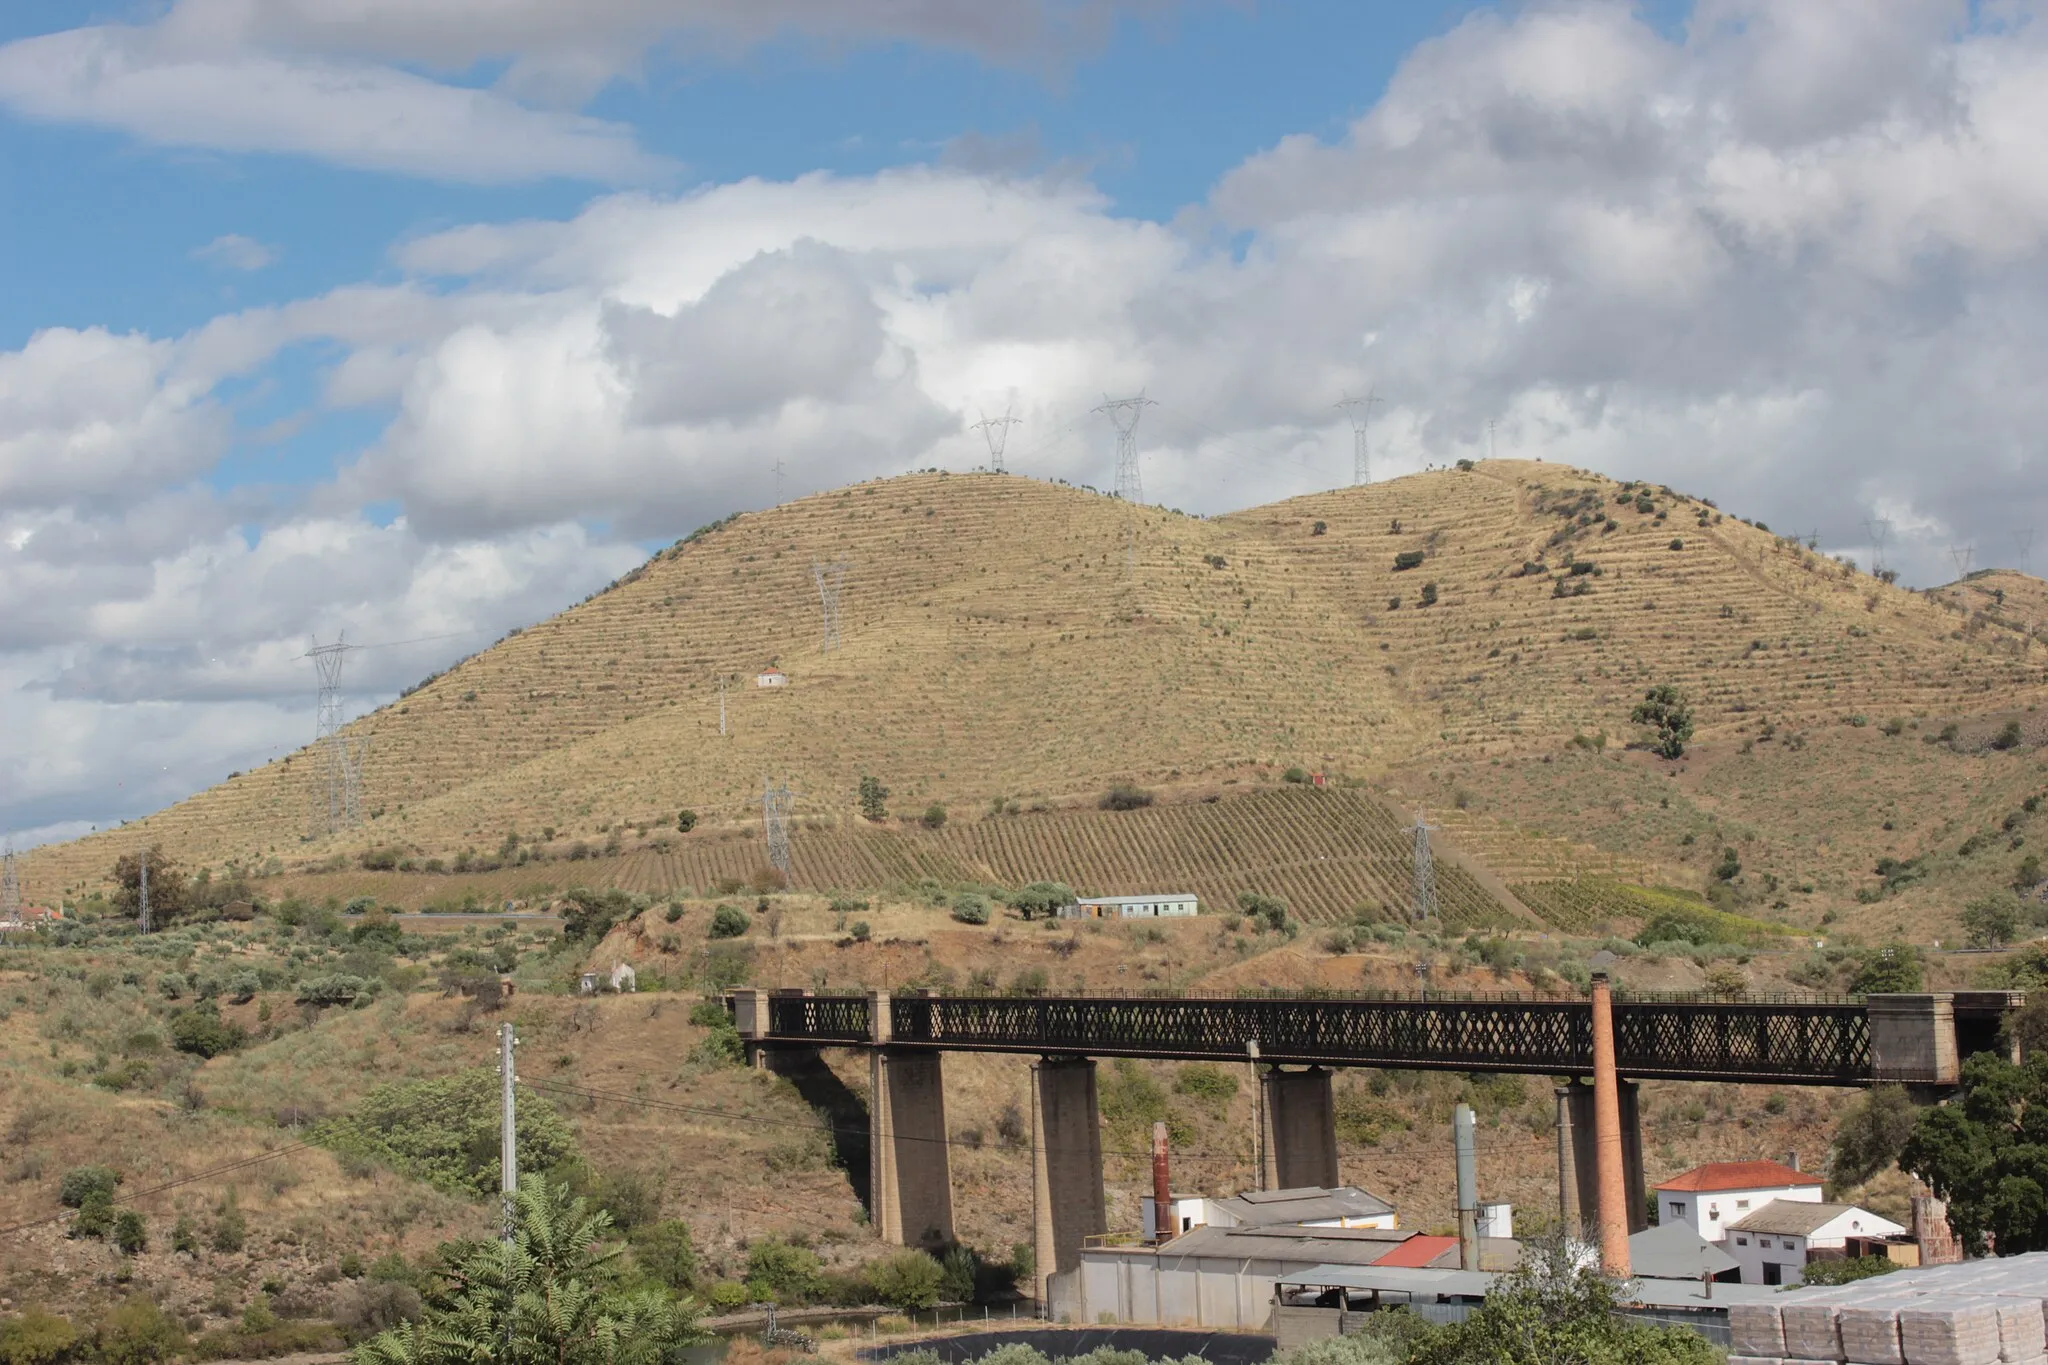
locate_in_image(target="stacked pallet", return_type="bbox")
[1729,1254,2048,1365]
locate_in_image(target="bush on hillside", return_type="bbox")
[320,1068,577,1197]
[169,1003,245,1058]
[950,893,991,925]
[1851,943,1923,994]
[1961,893,2021,948]
[1993,719,2025,750]
[58,1166,121,1209]
[859,775,890,823]
[0,1307,80,1365]
[1237,892,1289,933]
[1631,683,1695,759]
[1392,550,1425,571]
[1419,581,1439,606]
[295,974,370,1007]
[675,809,698,833]
[561,886,640,944]
[921,802,948,830]
[1101,784,1153,811]
[864,1250,944,1311]
[709,904,750,939]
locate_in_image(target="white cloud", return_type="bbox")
[192,233,280,271]
[0,23,668,184]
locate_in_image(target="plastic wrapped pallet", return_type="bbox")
[1899,1298,2003,1365]
[1728,1358,1787,1365]
[1998,1300,2047,1362]
[1782,1301,1849,1363]
[1732,1302,1789,1359]
[1839,1302,1908,1365]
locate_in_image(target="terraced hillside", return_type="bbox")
[26,462,2048,936]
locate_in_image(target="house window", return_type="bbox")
[1710,1209,1720,1222]
[1668,1202,1686,1219]
[1735,1200,1750,1210]
[1735,1237,1749,1246]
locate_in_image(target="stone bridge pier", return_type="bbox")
[1261,1066,1341,1191]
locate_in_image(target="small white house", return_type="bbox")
[1654,1160,1823,1243]
[1142,1185,1398,1240]
[1725,1201,1907,1286]
[756,667,787,688]
[1062,893,1200,920]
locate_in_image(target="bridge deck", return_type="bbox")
[750,992,1874,1086]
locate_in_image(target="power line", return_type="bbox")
[760,778,795,880]
[0,846,20,930]
[307,635,370,837]
[1095,393,1156,504]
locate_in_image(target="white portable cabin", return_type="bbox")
[1062,893,1200,920]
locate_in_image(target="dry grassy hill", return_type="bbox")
[25,461,2048,938]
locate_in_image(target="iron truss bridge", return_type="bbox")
[753,992,1876,1086]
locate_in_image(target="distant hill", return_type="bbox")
[27,462,2048,937]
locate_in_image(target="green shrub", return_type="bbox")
[320,1069,577,1196]
[675,810,698,833]
[1282,766,1308,784]
[743,1239,822,1304]
[58,1166,121,1209]
[170,1002,245,1057]
[709,905,749,939]
[950,893,991,925]
[850,921,872,943]
[864,1250,944,1310]
[664,903,684,923]
[68,1193,114,1241]
[155,972,188,1001]
[0,1307,80,1365]
[630,1220,697,1292]
[1418,581,1438,607]
[1631,683,1695,759]
[210,1194,245,1252]
[1100,784,1153,811]
[1993,720,2025,751]
[1392,550,1425,571]
[1800,1256,1902,1286]
[1852,943,1924,994]
[921,802,947,830]
[94,1299,184,1365]
[705,1282,748,1311]
[294,974,369,1007]
[1010,882,1075,920]
[111,1211,146,1255]
[858,775,889,823]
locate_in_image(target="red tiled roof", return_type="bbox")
[1373,1235,1459,1268]
[1654,1161,1821,1192]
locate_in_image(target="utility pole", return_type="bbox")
[717,674,732,737]
[1410,809,1439,922]
[137,852,151,934]
[1863,517,1893,578]
[2016,529,2035,576]
[1336,390,1383,486]
[971,407,1022,474]
[1246,1040,1264,1192]
[500,1022,517,1242]
[1951,545,1977,579]
[772,457,788,505]
[1095,393,1156,503]
[1488,419,1497,462]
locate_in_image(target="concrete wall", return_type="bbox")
[1072,1251,1285,1330]
[1262,1068,1341,1191]
[869,1048,954,1249]
[1034,1058,1107,1303]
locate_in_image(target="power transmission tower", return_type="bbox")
[761,778,795,880]
[1950,545,1977,579]
[137,851,151,934]
[1488,419,1497,461]
[1095,393,1155,503]
[771,456,788,505]
[717,674,733,737]
[972,407,1022,474]
[1336,390,1383,486]
[1805,529,1821,552]
[1409,809,1440,922]
[0,847,21,931]
[812,559,849,652]
[2016,529,2035,575]
[308,636,370,836]
[1862,517,1893,577]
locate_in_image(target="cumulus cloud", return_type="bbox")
[14,0,2048,846]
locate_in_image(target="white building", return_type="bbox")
[1724,1201,1907,1287]
[1654,1160,1823,1243]
[1062,893,1200,920]
[756,667,787,687]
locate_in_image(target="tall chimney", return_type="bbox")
[1151,1121,1174,1245]
[1454,1103,1479,1270]
[1786,1151,1800,1172]
[1590,973,1632,1278]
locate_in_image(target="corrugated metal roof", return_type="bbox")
[1213,1185,1395,1226]
[1373,1236,1459,1268]
[1628,1223,1738,1279]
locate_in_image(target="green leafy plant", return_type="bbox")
[1631,684,1695,759]
[675,810,698,834]
[858,775,889,823]
[320,1069,577,1197]
[708,905,749,940]
[1902,1051,2048,1255]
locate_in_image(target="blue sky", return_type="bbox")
[2,0,2044,848]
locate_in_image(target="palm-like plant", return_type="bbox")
[353,1175,705,1365]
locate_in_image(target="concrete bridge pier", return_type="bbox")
[1869,993,1960,1096]
[867,992,955,1250]
[1261,1066,1341,1191]
[1032,1056,1106,1311]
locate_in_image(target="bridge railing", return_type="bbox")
[742,991,1874,1084]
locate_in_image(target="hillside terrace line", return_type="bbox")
[726,985,2022,1299]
